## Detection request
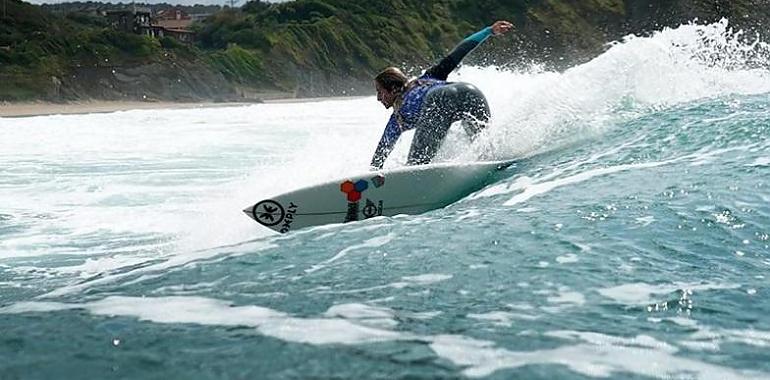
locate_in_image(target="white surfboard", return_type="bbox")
[243,160,515,233]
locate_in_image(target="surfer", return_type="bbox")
[370,20,513,169]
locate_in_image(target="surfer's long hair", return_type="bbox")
[374,67,425,118]
[375,67,408,95]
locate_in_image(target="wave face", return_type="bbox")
[2,20,770,379]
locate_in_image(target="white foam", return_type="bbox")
[635,216,656,226]
[402,311,443,320]
[430,331,766,379]
[468,311,537,326]
[1,296,411,345]
[310,273,452,295]
[546,330,678,353]
[257,318,407,345]
[504,159,675,206]
[400,273,453,284]
[680,340,721,351]
[668,317,770,351]
[555,253,579,264]
[454,208,482,221]
[506,303,535,311]
[4,296,769,379]
[597,282,741,304]
[453,20,770,165]
[41,239,277,298]
[1,301,80,314]
[53,255,161,279]
[323,303,398,329]
[305,233,396,274]
[666,317,700,328]
[719,329,770,348]
[467,176,532,200]
[547,291,586,306]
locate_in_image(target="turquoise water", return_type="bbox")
[2,21,770,379]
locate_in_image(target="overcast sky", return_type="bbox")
[28,0,292,6]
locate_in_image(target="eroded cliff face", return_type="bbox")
[59,61,240,102]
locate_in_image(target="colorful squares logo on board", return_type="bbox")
[340,179,368,202]
[340,177,385,222]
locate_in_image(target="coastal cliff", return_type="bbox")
[2,0,769,102]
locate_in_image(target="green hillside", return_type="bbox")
[1,0,163,99]
[2,0,769,101]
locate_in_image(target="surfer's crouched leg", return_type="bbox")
[407,82,490,165]
[458,83,490,142]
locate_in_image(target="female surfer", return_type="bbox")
[371,20,514,169]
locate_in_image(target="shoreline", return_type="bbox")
[0,100,254,118]
[0,96,367,118]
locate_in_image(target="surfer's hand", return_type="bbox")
[491,21,513,36]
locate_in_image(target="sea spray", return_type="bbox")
[451,19,770,162]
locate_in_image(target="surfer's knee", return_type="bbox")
[457,84,489,139]
[462,117,487,141]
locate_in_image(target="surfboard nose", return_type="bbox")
[243,206,255,221]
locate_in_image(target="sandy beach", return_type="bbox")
[0,100,262,118]
[0,96,367,118]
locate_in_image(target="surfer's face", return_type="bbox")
[375,82,396,109]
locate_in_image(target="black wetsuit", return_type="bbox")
[371,26,494,169]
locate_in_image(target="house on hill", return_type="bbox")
[104,6,197,44]
[155,7,189,21]
[152,8,195,43]
[152,23,195,43]
[106,7,152,36]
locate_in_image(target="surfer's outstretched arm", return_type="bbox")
[370,115,402,169]
[423,20,513,81]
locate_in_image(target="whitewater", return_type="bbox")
[2,20,770,379]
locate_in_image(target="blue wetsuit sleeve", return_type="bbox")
[423,26,493,81]
[370,114,402,169]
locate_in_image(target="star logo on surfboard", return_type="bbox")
[251,200,285,226]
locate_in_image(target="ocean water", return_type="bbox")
[2,20,770,379]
